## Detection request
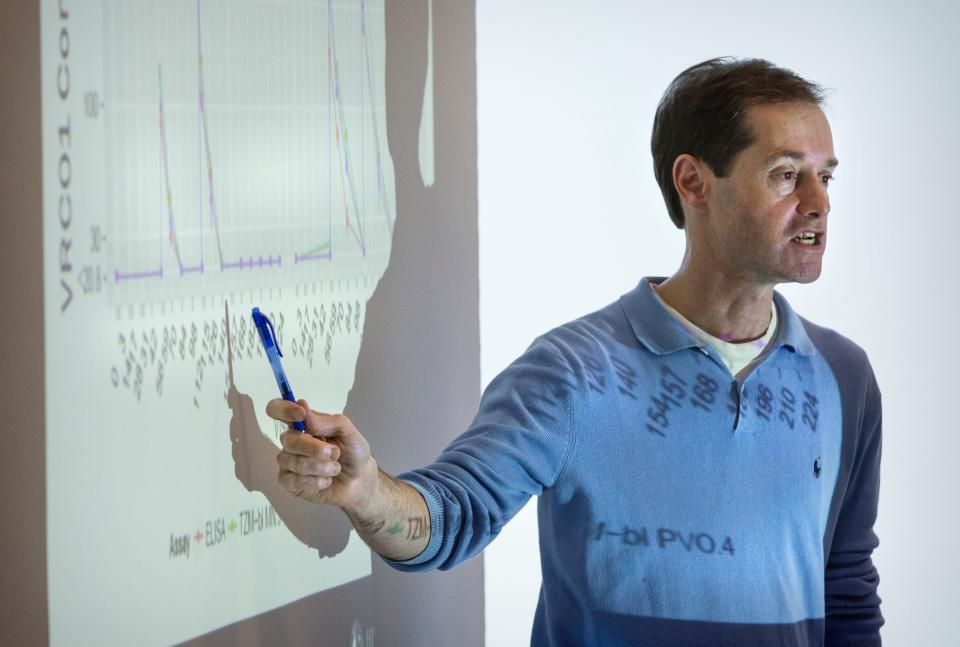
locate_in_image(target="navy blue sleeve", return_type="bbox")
[824,355,884,646]
[382,334,578,572]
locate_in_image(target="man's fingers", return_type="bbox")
[267,399,357,441]
[276,451,343,477]
[279,430,342,460]
[278,470,332,495]
[302,412,358,439]
[265,398,306,424]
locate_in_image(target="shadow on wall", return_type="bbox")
[187,1,483,646]
[225,299,353,559]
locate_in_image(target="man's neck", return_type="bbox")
[652,270,775,343]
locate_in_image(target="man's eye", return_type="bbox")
[778,171,796,182]
[820,174,835,185]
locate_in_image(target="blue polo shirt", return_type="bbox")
[387,276,883,646]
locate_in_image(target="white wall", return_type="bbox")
[477,1,960,645]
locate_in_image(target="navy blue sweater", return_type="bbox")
[387,277,883,646]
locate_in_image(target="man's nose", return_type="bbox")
[797,174,830,218]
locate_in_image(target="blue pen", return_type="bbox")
[252,307,306,431]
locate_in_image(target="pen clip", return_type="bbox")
[264,313,283,357]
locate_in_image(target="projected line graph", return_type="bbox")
[43,0,402,643]
[323,0,394,260]
[158,66,198,278]
[358,0,394,233]
[105,0,395,301]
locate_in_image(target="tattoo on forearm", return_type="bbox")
[385,522,403,536]
[406,516,428,540]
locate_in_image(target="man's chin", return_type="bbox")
[789,264,823,284]
[769,261,823,285]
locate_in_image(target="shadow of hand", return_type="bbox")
[225,302,353,559]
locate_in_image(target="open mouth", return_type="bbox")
[791,231,823,247]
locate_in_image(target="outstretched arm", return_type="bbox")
[267,398,430,562]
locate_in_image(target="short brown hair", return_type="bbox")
[651,57,826,229]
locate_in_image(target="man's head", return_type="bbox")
[652,58,827,229]
[652,58,837,285]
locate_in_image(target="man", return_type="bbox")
[268,58,883,646]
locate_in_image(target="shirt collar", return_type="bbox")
[618,276,815,356]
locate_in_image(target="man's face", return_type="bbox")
[707,101,837,286]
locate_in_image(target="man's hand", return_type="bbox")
[266,398,431,561]
[267,399,379,512]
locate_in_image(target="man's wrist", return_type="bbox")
[341,458,384,521]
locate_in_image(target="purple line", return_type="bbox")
[361,7,392,233]
[197,0,226,269]
[295,251,334,264]
[181,263,204,275]
[329,0,366,255]
[115,267,164,283]
[158,69,180,270]
[221,255,283,271]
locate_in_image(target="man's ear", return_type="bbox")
[672,154,711,212]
